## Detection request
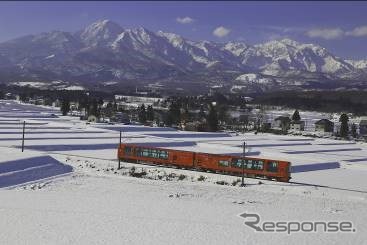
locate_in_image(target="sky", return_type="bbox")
[0,1,367,59]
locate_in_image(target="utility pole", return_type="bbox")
[21,121,25,152]
[241,141,246,187]
[118,130,122,169]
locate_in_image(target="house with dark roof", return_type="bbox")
[315,119,334,133]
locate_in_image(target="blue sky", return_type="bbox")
[1,1,367,59]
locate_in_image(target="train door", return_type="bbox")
[195,153,210,170]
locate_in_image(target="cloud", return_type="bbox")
[176,17,194,24]
[346,25,367,37]
[213,26,231,38]
[306,28,344,40]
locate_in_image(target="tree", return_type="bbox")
[351,123,358,138]
[280,117,291,133]
[181,106,190,123]
[207,103,219,132]
[166,100,181,126]
[292,109,301,122]
[60,99,70,116]
[138,104,147,123]
[255,105,267,130]
[339,113,349,138]
[147,105,154,121]
[19,93,28,102]
[89,99,99,117]
[104,102,115,118]
[198,104,206,120]
[217,104,228,124]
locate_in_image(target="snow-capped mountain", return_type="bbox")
[345,59,367,70]
[0,19,366,93]
[78,19,124,47]
[225,39,357,76]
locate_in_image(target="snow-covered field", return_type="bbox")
[0,100,366,244]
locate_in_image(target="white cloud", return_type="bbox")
[306,28,344,40]
[213,26,231,38]
[176,17,194,24]
[346,25,367,37]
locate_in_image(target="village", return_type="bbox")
[2,89,367,142]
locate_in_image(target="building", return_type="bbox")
[5,93,15,100]
[114,95,162,109]
[261,122,271,132]
[315,119,334,133]
[114,95,161,104]
[52,99,61,108]
[87,115,97,123]
[273,116,291,131]
[290,121,305,131]
[359,119,367,135]
[113,112,130,124]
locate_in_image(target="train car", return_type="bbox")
[118,143,291,182]
[118,144,195,167]
[194,153,290,182]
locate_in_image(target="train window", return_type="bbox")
[267,161,278,172]
[231,159,243,168]
[124,147,132,155]
[246,160,253,169]
[253,160,264,170]
[246,160,264,170]
[143,149,150,157]
[159,150,168,159]
[135,148,168,159]
[151,149,158,158]
[218,160,230,167]
[136,148,142,157]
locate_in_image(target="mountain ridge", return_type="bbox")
[0,19,366,93]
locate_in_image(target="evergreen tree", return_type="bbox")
[19,93,28,102]
[166,100,181,125]
[97,98,104,107]
[339,113,349,138]
[280,117,291,133]
[217,104,228,124]
[60,99,70,116]
[351,123,357,138]
[113,101,118,112]
[147,105,154,121]
[198,105,206,120]
[104,102,115,118]
[138,104,147,123]
[181,106,190,123]
[292,109,301,122]
[89,99,99,117]
[207,103,219,132]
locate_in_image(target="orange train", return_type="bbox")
[118,143,291,182]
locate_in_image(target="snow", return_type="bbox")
[345,59,367,70]
[235,73,275,84]
[12,81,48,88]
[61,85,85,91]
[45,54,55,59]
[0,100,367,244]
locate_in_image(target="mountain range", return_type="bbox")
[0,19,367,94]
